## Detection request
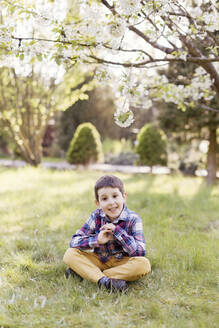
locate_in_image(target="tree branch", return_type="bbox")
[128,25,174,55]
[180,35,219,92]
[11,35,95,48]
[101,0,117,15]
[101,0,174,55]
[199,104,219,113]
[88,54,219,68]
[102,44,154,60]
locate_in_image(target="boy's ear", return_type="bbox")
[123,192,127,201]
[95,199,99,207]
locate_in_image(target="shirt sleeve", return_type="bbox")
[113,216,146,257]
[69,211,100,249]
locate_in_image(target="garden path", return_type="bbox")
[0,158,171,174]
[0,158,213,177]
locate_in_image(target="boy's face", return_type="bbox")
[96,187,126,222]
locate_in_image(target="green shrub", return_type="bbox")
[135,123,167,166]
[66,122,103,165]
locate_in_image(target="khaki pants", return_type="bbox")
[63,248,151,283]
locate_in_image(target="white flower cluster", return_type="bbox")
[0,25,14,47]
[117,0,141,16]
[76,1,116,44]
[143,98,153,110]
[34,0,68,23]
[189,3,219,33]
[108,18,127,39]
[202,8,219,32]
[95,67,112,82]
[141,0,173,16]
[189,67,215,101]
[0,0,218,120]
[189,6,203,19]
[114,98,134,127]
[152,67,215,107]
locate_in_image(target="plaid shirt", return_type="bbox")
[70,205,146,263]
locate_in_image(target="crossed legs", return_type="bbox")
[63,248,151,283]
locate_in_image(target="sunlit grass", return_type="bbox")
[0,167,218,328]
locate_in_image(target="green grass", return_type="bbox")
[0,167,218,328]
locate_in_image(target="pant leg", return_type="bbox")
[63,248,105,283]
[103,256,151,281]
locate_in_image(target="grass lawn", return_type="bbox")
[0,167,218,328]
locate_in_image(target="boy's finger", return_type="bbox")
[104,230,113,236]
[104,229,112,234]
[100,224,108,231]
[100,225,112,231]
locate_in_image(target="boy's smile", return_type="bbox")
[96,187,126,221]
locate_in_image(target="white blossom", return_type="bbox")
[0,0,218,118]
[107,18,127,39]
[117,0,141,16]
[179,52,188,61]
[114,99,134,127]
[143,98,153,109]
[202,9,219,32]
[190,7,203,19]
[95,67,112,82]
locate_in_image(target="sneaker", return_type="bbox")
[65,268,83,281]
[98,278,128,293]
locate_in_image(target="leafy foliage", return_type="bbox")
[157,61,219,184]
[0,65,94,165]
[66,122,103,165]
[1,0,218,119]
[135,123,167,166]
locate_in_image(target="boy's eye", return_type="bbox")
[113,194,118,198]
[102,197,107,201]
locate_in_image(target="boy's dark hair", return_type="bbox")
[95,175,125,201]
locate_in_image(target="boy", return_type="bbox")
[63,175,151,292]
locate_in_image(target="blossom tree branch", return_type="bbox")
[1,0,219,116]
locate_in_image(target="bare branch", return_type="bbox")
[11,35,94,48]
[101,0,174,55]
[88,54,219,68]
[101,0,117,15]
[128,25,173,55]
[102,44,153,60]
[199,104,219,113]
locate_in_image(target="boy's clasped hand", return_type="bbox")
[98,223,115,244]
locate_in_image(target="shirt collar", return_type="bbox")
[99,205,129,223]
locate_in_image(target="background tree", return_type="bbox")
[0,65,94,165]
[135,123,167,167]
[157,61,219,184]
[159,99,219,183]
[1,1,218,108]
[0,124,10,155]
[66,122,103,165]
[1,1,218,114]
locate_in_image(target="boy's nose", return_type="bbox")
[108,197,115,205]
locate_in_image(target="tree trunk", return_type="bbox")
[206,125,217,185]
[15,135,42,166]
[18,144,42,166]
